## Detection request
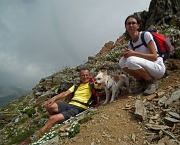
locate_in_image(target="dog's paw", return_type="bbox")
[103,101,108,105]
[128,89,132,93]
[128,90,132,93]
[110,100,115,103]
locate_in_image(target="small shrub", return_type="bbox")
[24,108,36,117]
[16,117,27,125]
[79,115,92,124]
[37,106,43,112]
[68,121,80,138]
[0,123,5,130]
[173,49,180,59]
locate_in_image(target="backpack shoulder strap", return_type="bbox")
[89,82,95,98]
[140,31,147,48]
[141,31,162,58]
[130,32,146,50]
[129,40,134,51]
[88,82,99,107]
[73,83,80,94]
[89,82,94,89]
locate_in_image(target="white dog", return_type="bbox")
[95,70,130,104]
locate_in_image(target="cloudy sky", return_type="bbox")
[0,0,151,89]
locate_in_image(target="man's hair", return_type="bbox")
[79,67,90,76]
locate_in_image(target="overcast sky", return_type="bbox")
[0,0,151,89]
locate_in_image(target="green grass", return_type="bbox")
[8,129,35,144]
[16,117,28,125]
[79,112,98,124]
[24,108,36,117]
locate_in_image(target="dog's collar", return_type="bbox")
[106,79,115,90]
[107,84,113,90]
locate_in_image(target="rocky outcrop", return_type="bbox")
[97,41,114,55]
[146,0,180,28]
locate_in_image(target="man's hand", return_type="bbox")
[45,90,71,109]
[45,98,55,108]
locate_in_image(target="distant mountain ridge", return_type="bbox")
[0,85,31,108]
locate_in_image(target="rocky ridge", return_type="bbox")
[1,0,180,144]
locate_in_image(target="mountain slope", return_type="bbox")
[0,85,31,108]
[1,0,180,144]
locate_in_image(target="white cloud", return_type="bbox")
[0,0,151,89]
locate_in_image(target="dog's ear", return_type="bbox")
[98,70,102,73]
[104,70,107,75]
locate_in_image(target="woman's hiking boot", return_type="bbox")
[143,79,158,95]
[132,79,146,94]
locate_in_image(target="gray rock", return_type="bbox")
[164,117,180,123]
[42,136,59,145]
[158,96,168,107]
[145,124,170,130]
[164,90,180,108]
[168,111,180,120]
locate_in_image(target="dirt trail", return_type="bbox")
[57,64,180,145]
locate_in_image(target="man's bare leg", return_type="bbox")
[35,113,65,140]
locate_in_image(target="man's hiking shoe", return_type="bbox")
[18,135,36,145]
[18,138,31,145]
[132,79,146,94]
[143,79,158,95]
[30,135,36,142]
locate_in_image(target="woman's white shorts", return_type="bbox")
[119,56,166,79]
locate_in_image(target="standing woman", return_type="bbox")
[119,15,166,95]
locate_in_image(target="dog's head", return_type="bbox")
[95,70,114,89]
[95,70,106,85]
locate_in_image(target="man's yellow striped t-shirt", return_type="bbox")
[68,83,100,109]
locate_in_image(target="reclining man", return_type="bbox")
[21,68,101,144]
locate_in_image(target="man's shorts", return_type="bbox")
[56,102,85,120]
